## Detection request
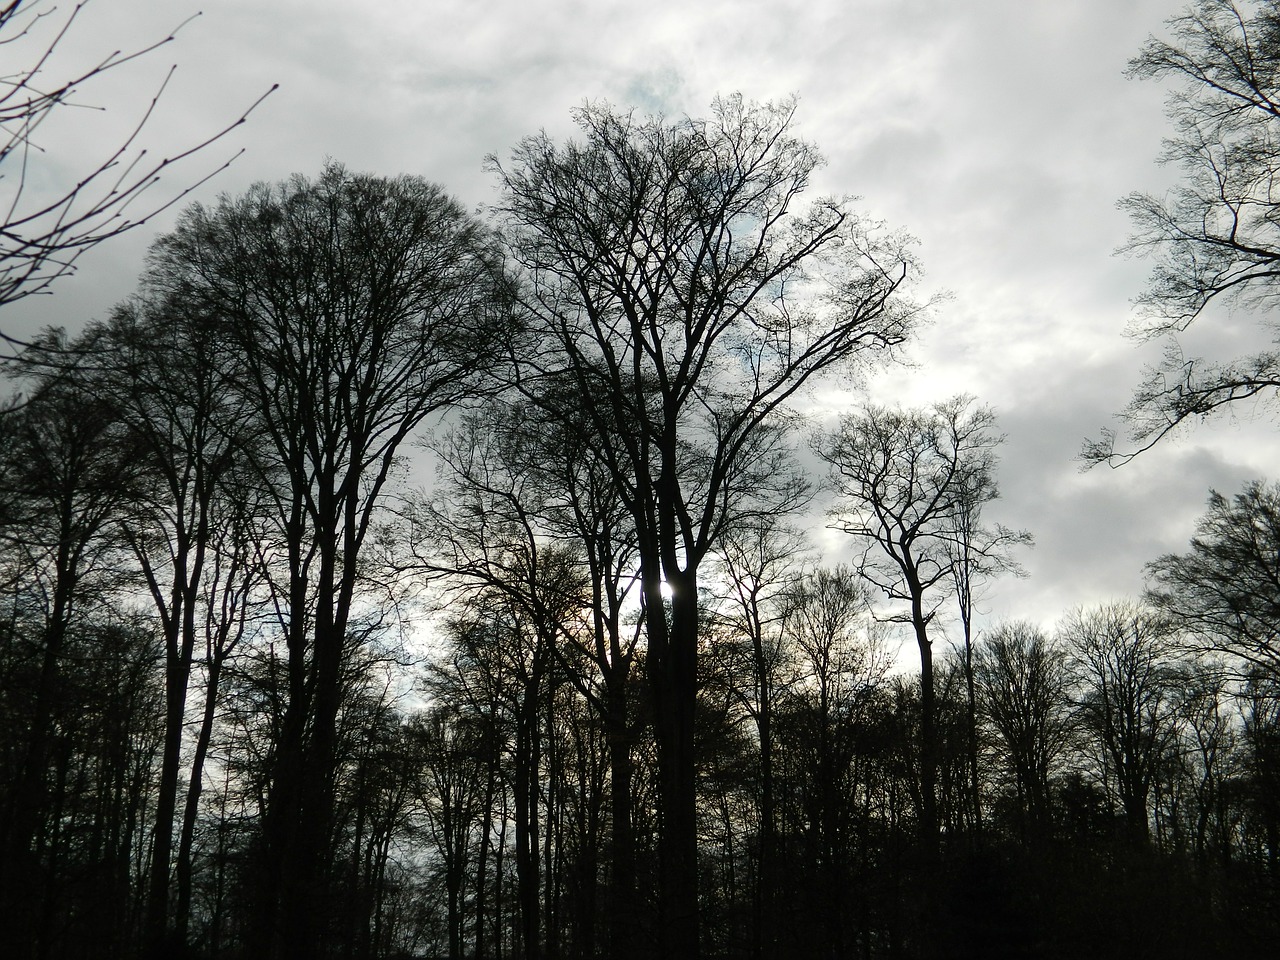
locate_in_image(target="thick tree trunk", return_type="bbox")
[263,509,353,960]
[515,675,543,960]
[176,652,223,943]
[145,642,191,957]
[261,697,309,960]
[255,519,311,960]
[647,570,699,960]
[447,858,465,960]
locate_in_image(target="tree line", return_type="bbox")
[5,3,1280,958]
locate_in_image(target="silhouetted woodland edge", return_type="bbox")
[3,2,1280,959]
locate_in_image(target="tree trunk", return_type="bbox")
[145,603,193,958]
[516,673,543,960]
[3,550,76,960]
[753,633,775,960]
[961,620,982,838]
[256,522,311,960]
[175,650,222,944]
[647,569,699,960]
[474,754,496,960]
[912,595,940,960]
[607,681,637,960]
[913,609,938,852]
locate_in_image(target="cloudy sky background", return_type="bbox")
[8,0,1279,643]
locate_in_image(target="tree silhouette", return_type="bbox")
[0,0,274,348]
[492,95,922,959]
[1091,0,1280,460]
[1147,481,1280,682]
[141,164,513,960]
[816,395,1007,850]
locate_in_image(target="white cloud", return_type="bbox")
[11,0,1274,633]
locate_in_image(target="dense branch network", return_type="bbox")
[1093,0,1280,461]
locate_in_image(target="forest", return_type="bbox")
[3,2,1280,960]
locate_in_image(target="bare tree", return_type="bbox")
[946,449,1031,837]
[0,335,140,957]
[815,395,1007,849]
[1239,673,1280,876]
[420,412,597,960]
[0,0,274,345]
[143,164,514,960]
[706,513,808,960]
[974,620,1073,841]
[407,383,652,959]
[778,565,889,958]
[409,698,493,960]
[1062,601,1183,844]
[1089,0,1280,461]
[1167,664,1238,863]
[491,95,922,959]
[79,292,256,957]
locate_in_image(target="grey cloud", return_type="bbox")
[11,0,1270,642]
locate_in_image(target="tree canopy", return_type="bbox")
[1147,480,1280,680]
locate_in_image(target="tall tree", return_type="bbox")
[815,395,1006,850]
[973,620,1073,841]
[778,565,888,957]
[170,478,264,948]
[142,163,514,960]
[423,407,634,960]
[410,699,493,960]
[491,95,922,960]
[90,293,252,957]
[424,401,647,960]
[1062,601,1182,844]
[1166,664,1237,864]
[0,337,140,959]
[946,465,1030,838]
[1239,673,1280,875]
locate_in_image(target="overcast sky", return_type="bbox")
[8,0,1279,641]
